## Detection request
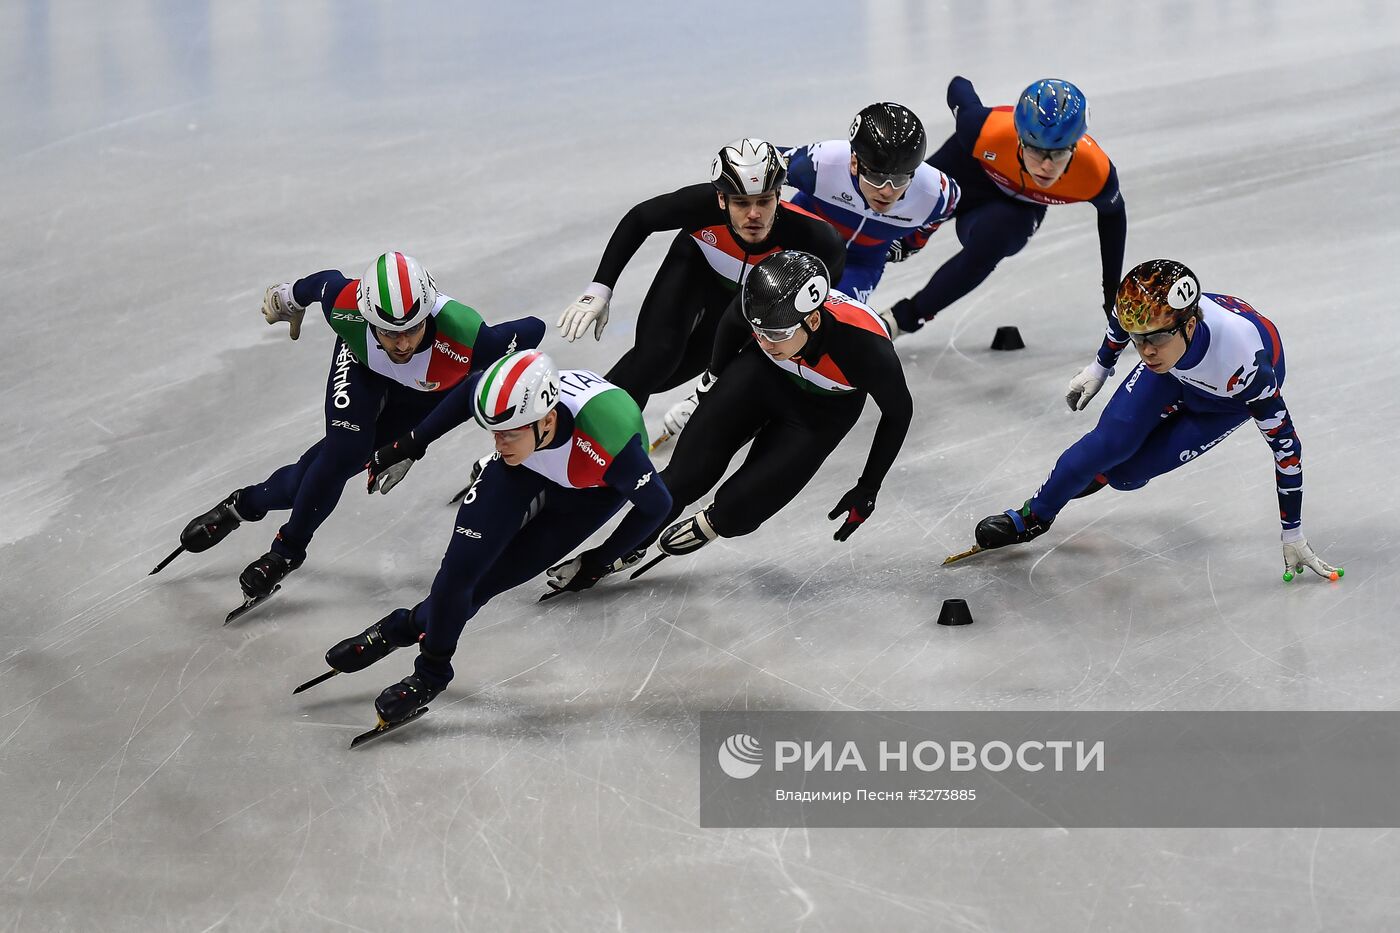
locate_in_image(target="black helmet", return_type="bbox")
[849,102,927,175]
[742,250,830,333]
[712,138,788,196]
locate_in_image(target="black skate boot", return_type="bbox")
[974,501,1052,550]
[326,609,421,673]
[374,674,444,725]
[238,549,301,600]
[181,490,253,553]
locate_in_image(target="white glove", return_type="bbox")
[369,460,413,495]
[1281,532,1343,582]
[262,283,306,340]
[662,371,717,436]
[545,555,587,591]
[1065,360,1113,411]
[557,282,612,342]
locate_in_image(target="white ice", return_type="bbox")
[2,1,1399,930]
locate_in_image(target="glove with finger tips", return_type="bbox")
[1281,534,1344,583]
[885,239,921,264]
[1065,361,1112,412]
[662,371,717,436]
[828,485,877,541]
[556,282,612,342]
[540,549,609,601]
[262,283,307,340]
[366,431,426,494]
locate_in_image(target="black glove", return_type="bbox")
[828,485,878,541]
[885,239,922,264]
[539,549,609,601]
[366,431,426,494]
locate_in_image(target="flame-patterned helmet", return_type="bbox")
[1115,259,1202,334]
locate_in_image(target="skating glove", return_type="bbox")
[1065,360,1113,412]
[366,431,426,494]
[885,239,921,264]
[540,549,610,600]
[261,283,306,340]
[1281,532,1343,583]
[828,485,878,541]
[557,282,612,342]
[662,371,717,436]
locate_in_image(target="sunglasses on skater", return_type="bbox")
[857,165,914,191]
[1020,142,1075,166]
[752,322,803,343]
[1129,321,1188,348]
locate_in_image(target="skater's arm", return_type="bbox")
[591,184,720,289]
[291,270,354,321]
[408,370,485,449]
[893,172,961,258]
[947,76,990,148]
[594,438,673,563]
[474,315,547,365]
[779,144,818,195]
[1092,167,1130,366]
[833,330,914,491]
[1243,372,1303,533]
[707,296,754,377]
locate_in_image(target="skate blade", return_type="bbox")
[942,545,983,566]
[224,584,281,626]
[149,544,186,576]
[350,707,429,749]
[629,553,668,580]
[648,431,672,453]
[292,669,339,695]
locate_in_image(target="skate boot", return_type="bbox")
[326,609,421,673]
[974,501,1052,550]
[883,298,926,338]
[238,549,301,600]
[657,508,719,556]
[374,674,444,725]
[604,548,648,575]
[180,490,253,553]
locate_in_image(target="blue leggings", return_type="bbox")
[897,194,1045,328]
[383,457,628,688]
[238,339,439,561]
[1029,360,1283,521]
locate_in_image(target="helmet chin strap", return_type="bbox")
[530,410,556,451]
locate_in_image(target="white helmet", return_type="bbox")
[711,138,787,196]
[472,350,561,431]
[357,251,438,332]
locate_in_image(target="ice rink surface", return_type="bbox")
[3,1,1399,930]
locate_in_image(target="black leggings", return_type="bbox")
[653,348,864,540]
[605,232,733,409]
[901,151,1047,326]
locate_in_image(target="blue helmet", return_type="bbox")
[1014,79,1088,150]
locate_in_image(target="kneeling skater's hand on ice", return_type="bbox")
[829,485,878,541]
[1281,532,1344,583]
[365,431,425,494]
[540,549,610,601]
